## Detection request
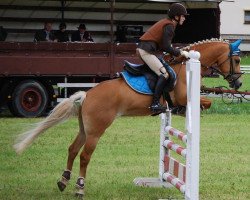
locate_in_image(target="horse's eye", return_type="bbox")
[235,59,240,64]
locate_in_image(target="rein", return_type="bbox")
[200,57,229,78]
[199,45,243,83]
[165,42,243,85]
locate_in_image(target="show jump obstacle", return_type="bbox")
[134,51,201,200]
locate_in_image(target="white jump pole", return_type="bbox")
[185,50,201,200]
[134,50,201,200]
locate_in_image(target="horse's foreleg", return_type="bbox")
[75,134,101,198]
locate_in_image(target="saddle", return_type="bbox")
[123,57,177,108]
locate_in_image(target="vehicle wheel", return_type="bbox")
[10,80,48,117]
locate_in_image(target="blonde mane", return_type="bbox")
[182,38,229,51]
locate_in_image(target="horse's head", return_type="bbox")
[189,39,243,90]
[219,40,243,89]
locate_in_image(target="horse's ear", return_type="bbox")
[230,39,242,55]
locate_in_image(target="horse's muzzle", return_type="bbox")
[229,79,242,90]
[226,73,243,90]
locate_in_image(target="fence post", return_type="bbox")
[134,50,201,200]
[185,50,201,200]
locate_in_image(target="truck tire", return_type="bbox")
[10,80,48,117]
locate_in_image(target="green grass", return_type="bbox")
[0,113,249,200]
[241,56,250,65]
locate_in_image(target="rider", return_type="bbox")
[137,3,189,113]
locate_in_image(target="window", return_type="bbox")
[244,10,250,24]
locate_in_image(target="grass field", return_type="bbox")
[0,114,249,200]
[0,60,250,200]
[241,56,250,65]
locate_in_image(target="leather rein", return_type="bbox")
[200,46,243,84]
[166,46,243,84]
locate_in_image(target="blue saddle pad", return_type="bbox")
[121,71,153,95]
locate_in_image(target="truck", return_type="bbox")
[0,0,224,117]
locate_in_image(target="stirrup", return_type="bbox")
[150,103,168,114]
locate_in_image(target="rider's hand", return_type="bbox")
[180,50,189,58]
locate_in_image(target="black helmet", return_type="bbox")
[59,22,66,29]
[78,24,86,30]
[168,3,189,19]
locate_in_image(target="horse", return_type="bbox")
[13,39,243,198]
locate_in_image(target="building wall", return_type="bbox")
[220,0,249,35]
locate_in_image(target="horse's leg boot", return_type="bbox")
[150,75,168,114]
[171,106,186,116]
[57,169,71,192]
[75,177,85,199]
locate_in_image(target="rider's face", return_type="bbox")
[178,15,186,25]
[175,15,186,25]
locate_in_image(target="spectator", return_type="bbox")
[71,24,93,42]
[34,22,56,42]
[55,22,69,42]
[0,26,7,41]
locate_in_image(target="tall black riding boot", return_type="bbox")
[150,75,168,113]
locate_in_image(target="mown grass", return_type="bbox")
[0,112,249,200]
[241,56,250,65]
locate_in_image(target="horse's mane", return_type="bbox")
[181,38,229,51]
[165,38,229,65]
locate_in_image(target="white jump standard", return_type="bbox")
[134,51,201,200]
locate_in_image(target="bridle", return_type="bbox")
[201,44,243,86]
[163,41,243,87]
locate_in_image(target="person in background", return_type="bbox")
[0,26,7,41]
[34,22,56,42]
[137,3,189,113]
[55,22,69,42]
[71,24,93,42]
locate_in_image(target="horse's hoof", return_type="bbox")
[75,192,84,199]
[57,180,66,192]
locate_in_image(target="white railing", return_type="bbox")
[241,65,250,74]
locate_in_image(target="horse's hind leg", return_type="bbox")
[57,132,86,191]
[75,108,117,197]
[75,134,101,198]
[57,110,86,192]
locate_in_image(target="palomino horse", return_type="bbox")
[14,39,242,198]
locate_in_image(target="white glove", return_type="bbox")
[180,50,189,58]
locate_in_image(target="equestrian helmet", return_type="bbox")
[168,3,189,19]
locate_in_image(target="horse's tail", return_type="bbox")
[13,91,86,155]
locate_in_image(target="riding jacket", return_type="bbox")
[138,18,181,56]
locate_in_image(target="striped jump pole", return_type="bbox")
[133,50,201,200]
